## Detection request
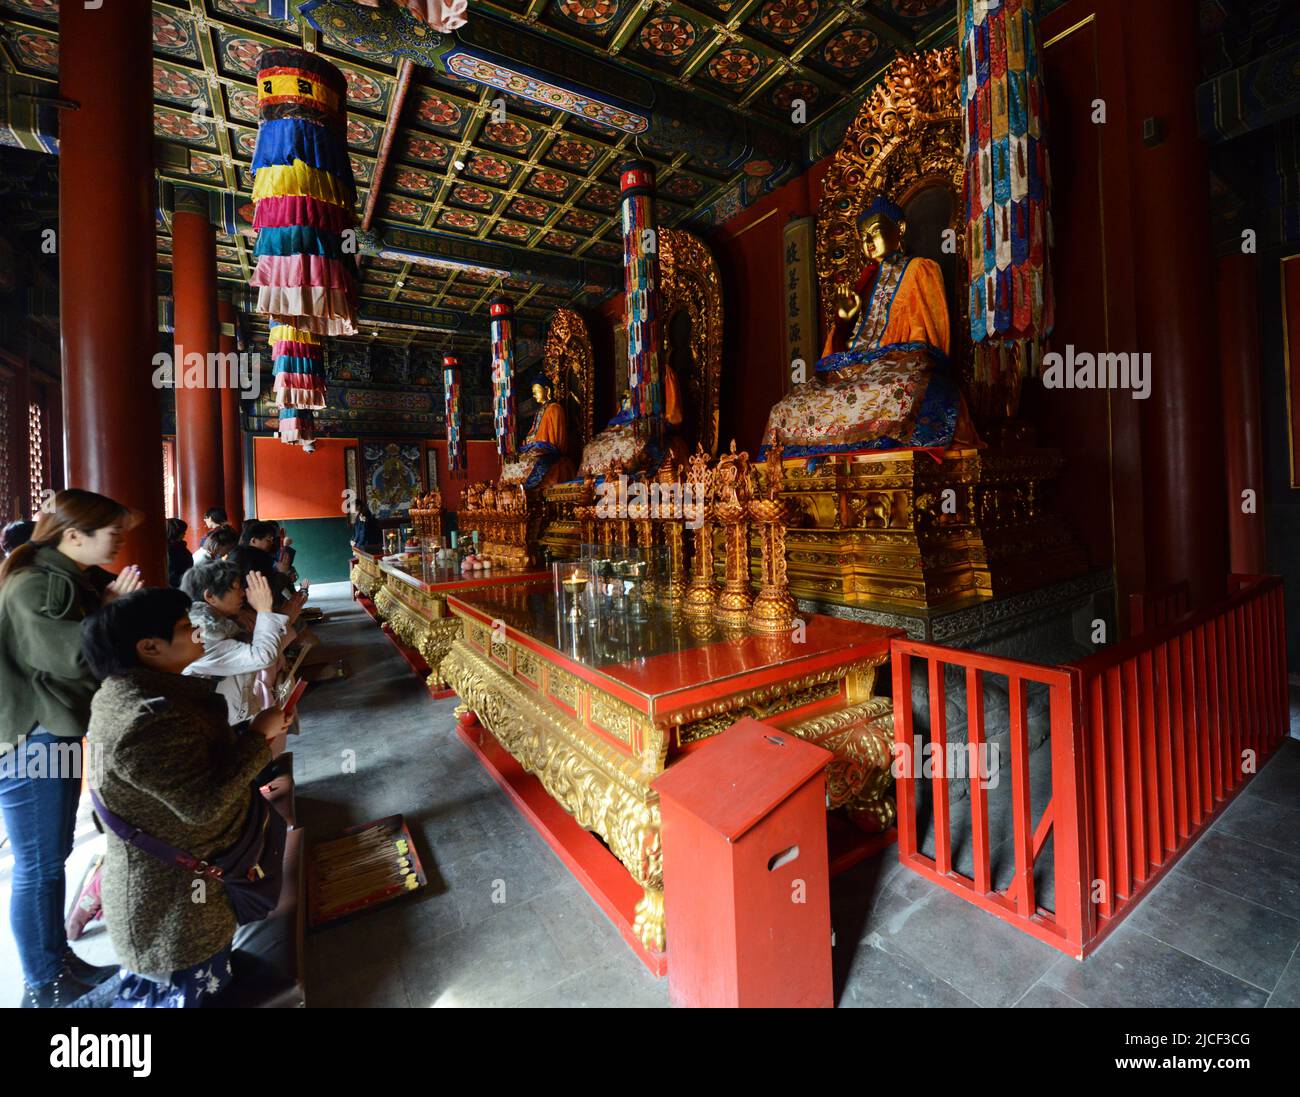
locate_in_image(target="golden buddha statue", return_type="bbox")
[500,378,574,490]
[763,196,976,458]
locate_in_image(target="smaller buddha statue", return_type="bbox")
[578,348,686,477]
[762,195,976,458]
[500,378,574,490]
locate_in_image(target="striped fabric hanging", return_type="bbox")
[490,298,517,462]
[269,323,327,411]
[619,161,663,428]
[249,48,359,339]
[959,0,1055,384]
[277,406,315,450]
[443,355,466,478]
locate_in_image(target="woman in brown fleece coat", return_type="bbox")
[82,588,288,1006]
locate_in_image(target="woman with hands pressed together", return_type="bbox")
[0,489,143,1007]
[82,588,291,1008]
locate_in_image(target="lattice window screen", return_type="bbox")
[27,401,45,516]
[0,376,11,521]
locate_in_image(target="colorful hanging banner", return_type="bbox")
[490,297,517,462]
[249,47,359,339]
[443,354,466,478]
[269,323,327,410]
[619,160,663,425]
[959,0,1054,381]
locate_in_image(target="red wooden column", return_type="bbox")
[1124,0,1228,605]
[58,0,165,582]
[1217,253,1266,574]
[217,295,245,529]
[172,190,224,552]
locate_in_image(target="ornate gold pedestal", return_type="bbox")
[772,447,1087,611]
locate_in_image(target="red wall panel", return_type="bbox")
[253,436,352,520]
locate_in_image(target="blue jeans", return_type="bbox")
[0,728,83,987]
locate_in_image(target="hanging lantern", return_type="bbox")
[489,297,517,462]
[959,0,1055,384]
[270,323,327,410]
[250,48,359,338]
[443,354,466,478]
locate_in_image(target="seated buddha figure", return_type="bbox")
[500,379,574,490]
[577,350,685,477]
[762,196,975,457]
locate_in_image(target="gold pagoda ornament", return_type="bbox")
[747,438,798,633]
[713,441,753,626]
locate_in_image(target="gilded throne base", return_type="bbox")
[768,446,1088,612]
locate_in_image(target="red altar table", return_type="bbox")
[440,578,901,973]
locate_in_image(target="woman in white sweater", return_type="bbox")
[179,562,295,723]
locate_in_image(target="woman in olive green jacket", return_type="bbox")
[0,489,141,1007]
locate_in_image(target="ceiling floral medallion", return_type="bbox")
[771,79,820,110]
[755,0,819,40]
[493,222,532,241]
[581,184,619,209]
[547,137,597,168]
[509,197,552,221]
[706,48,762,87]
[3,0,57,18]
[343,69,386,109]
[527,170,572,197]
[481,120,533,149]
[403,135,449,163]
[560,209,601,231]
[236,131,259,157]
[152,9,197,58]
[348,117,381,150]
[639,14,697,58]
[465,154,512,183]
[892,0,946,17]
[153,64,204,103]
[386,196,428,220]
[662,174,705,199]
[822,27,880,72]
[227,87,260,123]
[154,108,211,144]
[416,94,463,128]
[222,37,265,77]
[452,184,494,208]
[557,0,620,27]
[394,168,437,194]
[439,210,481,230]
[541,232,580,251]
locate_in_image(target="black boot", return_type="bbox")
[63,950,120,987]
[19,966,96,1008]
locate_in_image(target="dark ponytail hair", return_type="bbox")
[0,489,132,588]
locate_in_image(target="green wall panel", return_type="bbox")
[275,517,353,585]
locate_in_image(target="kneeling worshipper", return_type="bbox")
[82,588,290,1008]
[762,196,978,458]
[180,562,290,724]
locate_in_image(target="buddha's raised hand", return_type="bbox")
[834,285,861,322]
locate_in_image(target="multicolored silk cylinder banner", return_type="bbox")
[443,354,466,478]
[278,407,315,451]
[959,0,1054,381]
[250,47,360,340]
[489,297,517,462]
[619,160,663,424]
[269,323,327,410]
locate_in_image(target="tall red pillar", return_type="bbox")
[172,192,224,553]
[58,0,165,584]
[1217,253,1266,574]
[1125,0,1228,606]
[217,296,245,529]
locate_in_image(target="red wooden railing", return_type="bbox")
[1129,580,1189,637]
[890,575,1289,958]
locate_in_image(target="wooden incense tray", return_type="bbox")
[307,814,427,929]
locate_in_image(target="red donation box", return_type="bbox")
[653,718,834,1008]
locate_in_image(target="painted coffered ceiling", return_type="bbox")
[0,0,961,363]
